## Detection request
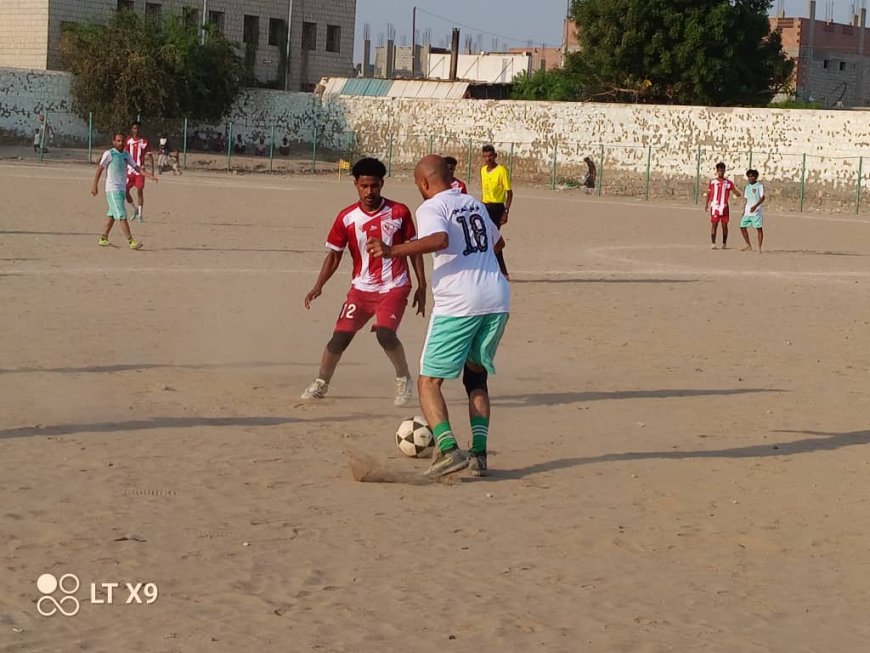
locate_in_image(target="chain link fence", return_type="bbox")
[3,114,870,215]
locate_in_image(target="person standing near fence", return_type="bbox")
[125,121,154,222]
[704,162,741,250]
[739,169,765,253]
[444,156,467,194]
[480,144,512,279]
[92,132,158,250]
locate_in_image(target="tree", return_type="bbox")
[514,0,793,106]
[60,10,244,133]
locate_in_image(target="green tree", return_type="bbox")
[60,10,244,133]
[514,0,793,106]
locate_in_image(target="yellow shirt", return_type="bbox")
[480,164,512,204]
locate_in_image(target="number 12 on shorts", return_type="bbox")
[458,214,489,255]
[339,303,357,320]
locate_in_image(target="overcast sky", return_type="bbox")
[353,0,864,63]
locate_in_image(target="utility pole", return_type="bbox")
[201,0,208,45]
[285,0,294,91]
[411,6,417,78]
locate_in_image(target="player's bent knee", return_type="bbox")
[327,331,354,355]
[463,365,488,396]
[375,327,400,351]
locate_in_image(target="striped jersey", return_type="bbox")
[451,178,468,194]
[326,199,416,292]
[708,178,736,216]
[125,137,151,176]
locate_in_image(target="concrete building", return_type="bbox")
[770,1,869,107]
[0,0,355,91]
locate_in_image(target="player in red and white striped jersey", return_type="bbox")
[301,158,428,406]
[124,121,154,222]
[444,156,467,194]
[704,162,742,249]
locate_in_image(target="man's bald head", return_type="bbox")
[414,155,452,199]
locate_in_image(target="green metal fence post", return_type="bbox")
[799,152,806,212]
[428,134,434,155]
[551,139,558,191]
[694,144,702,204]
[598,143,604,196]
[748,149,753,170]
[466,138,473,185]
[856,156,864,215]
[642,145,653,201]
[226,122,233,171]
[387,133,393,177]
[508,141,514,178]
[311,126,318,174]
[269,123,275,174]
[87,112,93,164]
[182,118,188,169]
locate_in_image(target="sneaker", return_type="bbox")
[424,446,469,478]
[469,451,488,477]
[301,378,329,400]
[710,243,717,250]
[394,376,412,406]
[98,236,109,247]
[129,239,143,250]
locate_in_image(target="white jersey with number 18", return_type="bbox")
[415,188,510,317]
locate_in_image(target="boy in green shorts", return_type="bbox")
[91,132,158,250]
[367,155,510,478]
[739,169,765,252]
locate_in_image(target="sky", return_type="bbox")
[353,0,866,64]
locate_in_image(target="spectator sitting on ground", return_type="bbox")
[278,137,291,156]
[581,156,597,193]
[255,136,267,156]
[233,134,246,154]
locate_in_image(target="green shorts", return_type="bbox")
[106,190,127,220]
[740,214,762,229]
[420,313,509,379]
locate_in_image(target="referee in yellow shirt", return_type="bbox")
[480,144,512,278]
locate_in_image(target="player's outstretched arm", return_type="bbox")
[367,233,448,259]
[304,250,343,309]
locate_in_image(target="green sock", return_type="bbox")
[432,421,457,453]
[470,416,489,454]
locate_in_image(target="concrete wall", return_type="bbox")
[0,0,50,70]
[427,53,531,83]
[4,68,870,191]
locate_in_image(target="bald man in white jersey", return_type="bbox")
[367,155,510,478]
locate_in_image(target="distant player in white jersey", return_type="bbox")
[92,132,158,249]
[125,120,154,222]
[739,169,766,252]
[367,155,510,478]
[301,158,428,406]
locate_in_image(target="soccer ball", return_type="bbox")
[395,416,434,458]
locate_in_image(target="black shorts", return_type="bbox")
[483,203,506,227]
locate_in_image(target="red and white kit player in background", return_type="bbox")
[125,120,154,222]
[301,157,427,406]
[704,161,742,249]
[444,156,468,194]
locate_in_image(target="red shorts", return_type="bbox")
[126,174,146,191]
[334,286,410,333]
[710,208,729,224]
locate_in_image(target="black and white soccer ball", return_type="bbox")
[395,416,434,458]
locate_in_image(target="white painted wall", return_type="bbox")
[426,53,531,84]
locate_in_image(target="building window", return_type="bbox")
[117,0,134,11]
[182,7,199,30]
[268,18,287,46]
[208,10,225,33]
[302,22,317,50]
[145,3,162,23]
[244,15,260,44]
[839,61,847,71]
[326,25,341,53]
[823,59,830,69]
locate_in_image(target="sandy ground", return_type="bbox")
[2,163,870,652]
